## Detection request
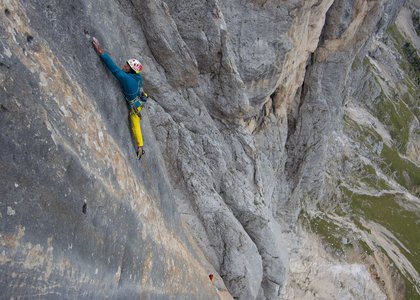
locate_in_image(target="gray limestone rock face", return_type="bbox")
[284,0,406,217]
[218,0,294,103]
[131,0,200,89]
[0,0,219,298]
[1,0,414,299]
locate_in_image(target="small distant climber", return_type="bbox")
[92,37,148,159]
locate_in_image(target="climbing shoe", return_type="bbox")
[137,147,145,160]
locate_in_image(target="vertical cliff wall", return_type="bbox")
[286,0,420,298]
[1,0,418,299]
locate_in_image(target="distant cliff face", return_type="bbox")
[1,0,419,299]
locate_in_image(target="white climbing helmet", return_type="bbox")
[127,58,142,73]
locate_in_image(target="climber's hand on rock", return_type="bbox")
[92,37,104,55]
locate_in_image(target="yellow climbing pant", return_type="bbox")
[130,108,143,147]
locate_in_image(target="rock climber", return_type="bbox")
[92,37,146,159]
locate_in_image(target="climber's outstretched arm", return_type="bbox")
[92,37,130,83]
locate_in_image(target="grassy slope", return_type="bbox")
[305,23,420,299]
[341,112,420,298]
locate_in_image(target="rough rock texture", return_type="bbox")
[285,0,403,214]
[1,0,418,299]
[283,227,388,300]
[0,0,227,298]
[285,0,419,298]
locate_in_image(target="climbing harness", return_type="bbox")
[127,88,149,116]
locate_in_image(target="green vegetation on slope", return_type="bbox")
[343,114,383,147]
[402,42,420,85]
[299,209,366,255]
[342,110,420,296]
[358,164,391,190]
[358,239,374,255]
[377,246,420,300]
[349,192,420,272]
[340,188,420,299]
[387,24,420,86]
[381,144,420,196]
[338,20,420,299]
[388,24,420,84]
[309,215,351,254]
[402,90,420,120]
[299,211,344,253]
[413,10,420,36]
[382,24,420,124]
[374,93,414,153]
[343,114,419,195]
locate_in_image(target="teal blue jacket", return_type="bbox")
[100,53,143,102]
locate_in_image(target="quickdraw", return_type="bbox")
[127,96,143,108]
[130,106,142,118]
